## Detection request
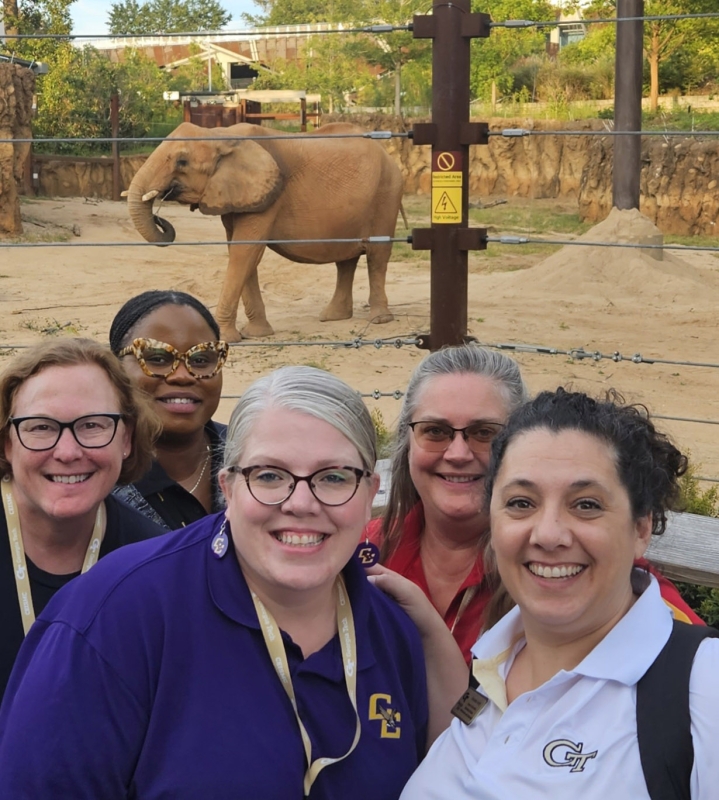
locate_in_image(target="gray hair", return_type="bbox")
[379,345,529,560]
[223,366,377,472]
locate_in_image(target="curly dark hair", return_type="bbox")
[485,387,688,537]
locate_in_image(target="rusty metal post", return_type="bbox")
[111,93,121,202]
[613,0,644,210]
[300,97,307,132]
[411,4,490,350]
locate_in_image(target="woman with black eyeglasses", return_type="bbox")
[364,345,702,663]
[110,290,229,531]
[0,366,444,799]
[0,338,163,699]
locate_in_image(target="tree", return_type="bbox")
[469,0,555,100]
[345,0,430,115]
[643,0,715,111]
[34,45,170,153]
[108,0,231,35]
[1,0,74,62]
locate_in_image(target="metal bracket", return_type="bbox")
[409,123,437,146]
[460,122,489,146]
[412,13,491,39]
[457,228,488,251]
[462,13,491,38]
[411,228,435,250]
[412,15,436,39]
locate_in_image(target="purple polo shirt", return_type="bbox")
[0,513,427,799]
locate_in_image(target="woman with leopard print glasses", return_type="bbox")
[110,290,228,531]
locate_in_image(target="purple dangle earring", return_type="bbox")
[354,537,380,567]
[211,518,229,559]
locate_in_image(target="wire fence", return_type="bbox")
[2,6,719,484]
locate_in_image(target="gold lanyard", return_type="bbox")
[450,585,479,635]
[251,576,361,797]
[1,475,106,636]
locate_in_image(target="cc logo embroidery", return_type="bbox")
[542,739,598,773]
[369,693,401,738]
[356,546,377,565]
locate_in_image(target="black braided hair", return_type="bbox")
[109,290,220,354]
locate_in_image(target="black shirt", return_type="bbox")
[113,421,227,532]
[0,494,164,700]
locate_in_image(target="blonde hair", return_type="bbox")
[0,338,161,484]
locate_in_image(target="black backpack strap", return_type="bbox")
[636,620,719,800]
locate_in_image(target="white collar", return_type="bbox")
[470,576,674,711]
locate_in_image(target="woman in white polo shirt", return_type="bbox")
[400,387,719,800]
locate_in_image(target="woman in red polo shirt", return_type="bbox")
[365,346,702,662]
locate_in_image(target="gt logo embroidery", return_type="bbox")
[543,739,598,773]
[369,693,401,739]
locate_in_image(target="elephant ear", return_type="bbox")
[199,139,283,216]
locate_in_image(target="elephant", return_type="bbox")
[125,121,405,341]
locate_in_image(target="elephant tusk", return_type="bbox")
[120,190,129,198]
[142,189,160,203]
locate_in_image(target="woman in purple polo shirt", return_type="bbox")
[0,366,452,800]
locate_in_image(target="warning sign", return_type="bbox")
[431,151,463,223]
[432,188,461,223]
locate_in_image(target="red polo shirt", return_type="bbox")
[365,504,703,664]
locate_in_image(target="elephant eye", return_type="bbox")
[176,158,189,168]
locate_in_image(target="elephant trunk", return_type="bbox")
[127,183,176,246]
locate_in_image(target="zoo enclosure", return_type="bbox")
[2,5,719,583]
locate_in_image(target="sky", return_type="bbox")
[70,0,261,39]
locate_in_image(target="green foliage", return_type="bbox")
[0,0,74,63]
[370,408,393,459]
[252,35,375,112]
[108,0,231,35]
[33,46,170,154]
[675,464,719,627]
[469,0,555,100]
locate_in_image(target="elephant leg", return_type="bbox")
[320,257,359,322]
[241,269,275,338]
[366,245,394,324]
[215,241,268,342]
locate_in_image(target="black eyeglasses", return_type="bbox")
[118,338,228,379]
[228,464,372,506]
[9,414,123,451]
[409,420,504,454]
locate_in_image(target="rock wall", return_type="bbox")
[35,155,147,199]
[0,64,35,235]
[27,114,719,236]
[578,136,719,235]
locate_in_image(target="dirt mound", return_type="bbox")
[516,208,719,304]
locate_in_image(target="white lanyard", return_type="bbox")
[2,475,106,636]
[251,576,361,797]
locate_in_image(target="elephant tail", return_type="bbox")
[399,202,408,230]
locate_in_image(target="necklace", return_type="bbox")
[186,445,211,495]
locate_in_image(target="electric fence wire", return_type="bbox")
[0,24,412,42]
[0,236,408,249]
[491,12,719,29]
[0,131,407,145]
[5,234,719,256]
[486,236,719,255]
[493,129,719,138]
[3,10,718,41]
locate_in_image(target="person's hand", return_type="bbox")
[367,564,445,640]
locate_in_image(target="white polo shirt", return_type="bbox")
[400,578,719,800]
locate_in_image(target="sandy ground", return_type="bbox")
[2,195,719,480]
